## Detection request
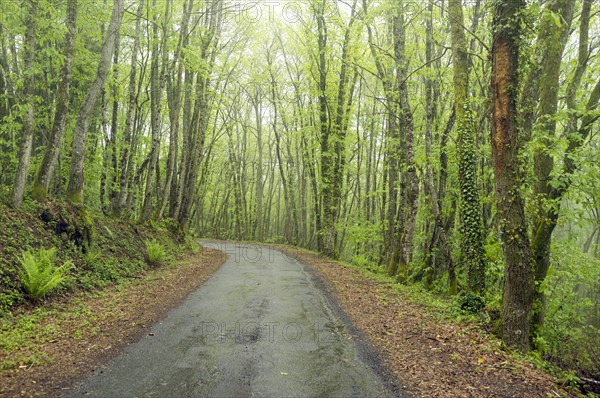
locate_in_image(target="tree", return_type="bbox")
[528,0,599,336]
[491,0,533,353]
[66,0,125,204]
[141,0,170,222]
[313,0,358,258]
[114,0,144,216]
[175,0,223,231]
[32,0,78,201]
[388,0,419,281]
[11,0,38,207]
[448,0,486,294]
[362,0,428,279]
[529,0,575,331]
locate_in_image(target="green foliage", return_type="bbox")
[84,247,103,266]
[184,235,202,254]
[79,258,145,290]
[483,236,504,290]
[18,247,72,300]
[0,310,54,370]
[0,301,99,371]
[0,290,24,315]
[457,103,487,294]
[144,239,167,267]
[351,254,369,268]
[456,291,485,314]
[103,226,114,240]
[538,240,600,375]
[80,246,118,289]
[0,201,191,313]
[342,216,383,265]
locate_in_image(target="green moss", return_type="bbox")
[66,190,82,206]
[0,200,192,314]
[30,182,48,202]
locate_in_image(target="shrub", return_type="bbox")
[457,291,485,314]
[18,247,72,300]
[144,239,167,267]
[539,240,600,374]
[351,254,369,268]
[184,235,202,254]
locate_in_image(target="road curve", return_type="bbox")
[70,241,399,397]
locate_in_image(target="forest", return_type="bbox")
[0,0,599,385]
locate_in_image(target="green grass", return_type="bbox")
[0,308,61,370]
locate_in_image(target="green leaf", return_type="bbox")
[546,10,562,28]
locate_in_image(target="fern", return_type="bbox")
[144,239,167,267]
[18,248,72,300]
[84,247,103,266]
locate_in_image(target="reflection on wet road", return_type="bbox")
[71,241,395,397]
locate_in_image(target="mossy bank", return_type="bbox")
[0,199,196,315]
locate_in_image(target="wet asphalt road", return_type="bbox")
[70,241,395,398]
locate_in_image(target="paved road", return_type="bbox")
[71,241,396,397]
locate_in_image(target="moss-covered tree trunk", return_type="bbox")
[176,0,223,232]
[530,0,575,334]
[114,0,143,216]
[157,0,186,221]
[421,1,457,290]
[315,0,357,259]
[141,0,170,222]
[32,0,77,201]
[491,0,534,353]
[388,0,418,281]
[11,0,37,208]
[448,0,486,294]
[66,0,124,204]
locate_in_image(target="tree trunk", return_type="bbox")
[177,0,223,231]
[66,0,125,204]
[171,61,195,220]
[141,0,169,221]
[11,0,37,207]
[315,0,331,254]
[157,0,187,221]
[32,0,77,201]
[114,0,143,215]
[449,0,486,293]
[0,23,16,116]
[491,0,534,353]
[388,0,419,281]
[530,0,575,333]
[362,0,398,268]
[327,0,358,257]
[253,90,264,241]
[100,31,120,213]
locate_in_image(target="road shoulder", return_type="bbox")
[281,246,569,398]
[0,248,225,397]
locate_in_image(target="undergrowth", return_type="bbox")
[144,239,168,267]
[0,200,195,315]
[285,244,587,393]
[336,249,600,395]
[18,247,72,300]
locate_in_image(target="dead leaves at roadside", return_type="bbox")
[292,251,569,398]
